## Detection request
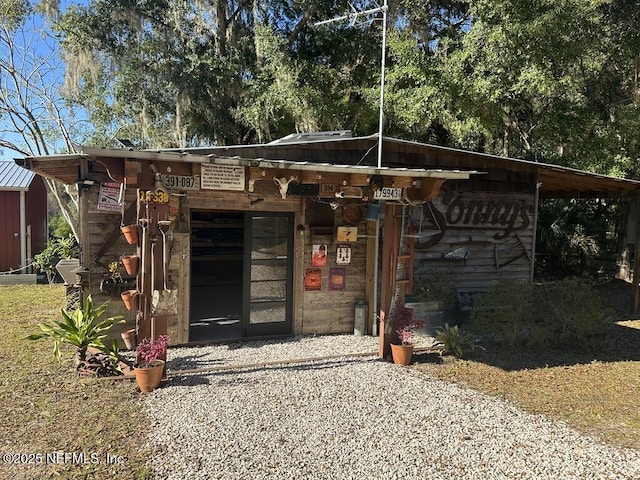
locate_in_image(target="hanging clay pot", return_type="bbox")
[121,289,138,311]
[390,343,414,366]
[121,224,138,245]
[121,254,139,276]
[121,328,137,350]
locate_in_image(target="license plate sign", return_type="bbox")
[161,175,199,190]
[373,187,403,200]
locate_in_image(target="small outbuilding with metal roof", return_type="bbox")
[16,133,640,353]
[0,161,47,281]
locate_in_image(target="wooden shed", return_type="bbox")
[0,161,47,282]
[17,133,640,355]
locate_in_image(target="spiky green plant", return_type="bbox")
[27,295,124,363]
[435,323,478,358]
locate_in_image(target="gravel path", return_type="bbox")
[144,335,640,480]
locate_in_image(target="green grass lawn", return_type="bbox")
[0,285,151,480]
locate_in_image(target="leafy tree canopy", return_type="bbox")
[0,0,635,183]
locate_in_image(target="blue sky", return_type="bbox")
[1,1,80,164]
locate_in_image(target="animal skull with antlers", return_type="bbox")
[273,176,298,199]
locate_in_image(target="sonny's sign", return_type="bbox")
[422,191,535,244]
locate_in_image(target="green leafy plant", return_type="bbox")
[27,295,124,363]
[469,278,611,352]
[33,234,79,285]
[412,269,457,308]
[435,323,477,358]
[532,278,613,352]
[470,280,534,347]
[105,338,125,374]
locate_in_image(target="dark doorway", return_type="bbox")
[189,210,294,342]
[189,210,244,341]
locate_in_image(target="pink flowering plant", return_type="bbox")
[135,334,168,368]
[390,305,426,345]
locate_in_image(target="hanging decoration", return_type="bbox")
[311,244,328,267]
[336,244,351,266]
[329,268,346,291]
[304,269,322,291]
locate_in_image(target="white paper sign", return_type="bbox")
[201,164,245,191]
[97,182,122,212]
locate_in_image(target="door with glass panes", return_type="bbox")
[242,213,293,337]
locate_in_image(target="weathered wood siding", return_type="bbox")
[84,186,140,342]
[301,224,368,335]
[412,189,535,295]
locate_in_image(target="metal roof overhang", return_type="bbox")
[171,135,640,199]
[16,147,477,184]
[17,137,640,199]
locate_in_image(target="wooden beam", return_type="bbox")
[633,199,640,313]
[92,201,137,266]
[378,204,400,359]
[124,160,138,186]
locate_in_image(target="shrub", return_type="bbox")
[470,281,534,347]
[412,268,457,308]
[469,278,612,352]
[33,234,79,284]
[532,278,613,352]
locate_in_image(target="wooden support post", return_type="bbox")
[378,204,401,359]
[633,200,640,314]
[137,194,170,343]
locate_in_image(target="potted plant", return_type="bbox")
[33,234,80,286]
[121,328,137,350]
[388,304,425,366]
[133,335,168,393]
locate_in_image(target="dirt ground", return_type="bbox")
[412,277,640,449]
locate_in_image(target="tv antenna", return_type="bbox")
[315,1,389,168]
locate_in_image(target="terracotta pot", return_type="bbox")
[121,328,137,350]
[120,289,138,311]
[121,254,139,276]
[133,360,165,393]
[390,343,414,366]
[121,224,138,245]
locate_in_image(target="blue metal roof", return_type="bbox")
[0,160,36,190]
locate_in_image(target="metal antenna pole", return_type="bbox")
[315,1,389,341]
[376,0,388,169]
[315,0,389,168]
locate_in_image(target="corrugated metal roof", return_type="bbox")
[19,135,640,199]
[0,161,35,190]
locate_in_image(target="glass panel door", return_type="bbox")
[242,213,293,337]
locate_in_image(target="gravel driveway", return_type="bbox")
[144,335,640,479]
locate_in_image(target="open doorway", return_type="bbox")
[189,210,244,341]
[189,210,295,342]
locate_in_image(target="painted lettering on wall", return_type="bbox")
[417,192,535,247]
[440,192,535,240]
